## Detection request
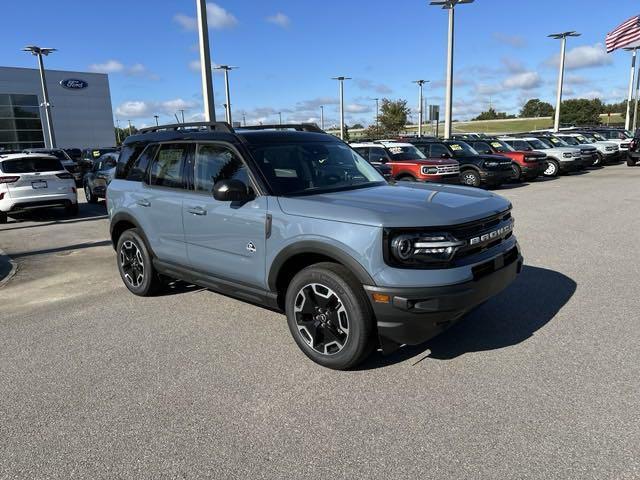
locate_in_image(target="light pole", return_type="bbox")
[214,65,237,124]
[115,119,121,145]
[242,112,247,126]
[196,0,216,121]
[623,47,637,131]
[412,80,429,137]
[179,109,185,123]
[153,115,159,126]
[320,105,324,130]
[332,76,351,140]
[128,120,132,137]
[549,31,581,132]
[22,45,57,148]
[370,98,380,130]
[430,0,473,139]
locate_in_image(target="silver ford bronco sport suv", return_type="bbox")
[108,122,522,369]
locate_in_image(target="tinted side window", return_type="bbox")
[473,142,492,154]
[194,143,248,193]
[429,144,449,157]
[150,144,188,188]
[369,147,388,162]
[127,144,158,182]
[116,143,146,179]
[353,147,369,160]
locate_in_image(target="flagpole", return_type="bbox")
[634,59,640,131]
[625,48,637,131]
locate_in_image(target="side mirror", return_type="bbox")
[441,153,451,158]
[213,179,252,202]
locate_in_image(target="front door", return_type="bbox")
[182,142,267,289]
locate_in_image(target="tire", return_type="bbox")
[84,182,98,204]
[627,156,636,167]
[285,262,375,370]
[460,169,481,187]
[511,163,522,182]
[397,175,416,182]
[594,152,603,167]
[0,211,7,224]
[543,159,559,177]
[116,228,162,297]
[65,202,79,216]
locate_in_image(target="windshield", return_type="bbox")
[29,149,72,162]
[250,142,385,196]
[591,132,606,141]
[575,135,590,144]
[527,139,549,150]
[1,157,63,173]
[488,140,515,152]
[445,141,479,157]
[558,136,579,146]
[386,145,426,160]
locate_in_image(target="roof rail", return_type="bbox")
[138,121,234,134]
[236,123,324,133]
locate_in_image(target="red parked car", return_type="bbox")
[351,141,460,183]
[465,137,547,181]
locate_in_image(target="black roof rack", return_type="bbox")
[236,123,324,133]
[138,121,234,134]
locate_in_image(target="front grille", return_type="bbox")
[621,143,630,149]
[448,211,514,261]
[437,164,459,174]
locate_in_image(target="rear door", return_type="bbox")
[138,143,191,265]
[182,142,267,288]
[1,156,70,200]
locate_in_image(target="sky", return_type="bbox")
[3,0,639,128]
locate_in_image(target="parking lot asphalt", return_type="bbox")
[1,164,639,479]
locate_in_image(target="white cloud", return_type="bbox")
[115,101,150,118]
[115,98,198,119]
[345,103,371,114]
[354,78,392,94]
[174,3,237,31]
[493,33,526,48]
[546,43,612,70]
[266,12,290,28]
[89,60,124,74]
[503,72,542,90]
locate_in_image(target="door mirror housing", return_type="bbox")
[213,179,252,202]
[440,153,451,159]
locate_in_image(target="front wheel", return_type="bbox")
[594,152,603,167]
[397,175,416,182]
[511,163,522,181]
[116,229,163,296]
[627,156,637,167]
[0,211,7,224]
[84,183,98,204]
[460,170,481,187]
[285,262,375,370]
[543,159,559,177]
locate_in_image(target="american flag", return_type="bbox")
[606,15,640,53]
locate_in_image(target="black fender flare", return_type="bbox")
[109,212,154,255]
[267,240,376,291]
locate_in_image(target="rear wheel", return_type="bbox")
[460,169,481,187]
[594,152,603,167]
[511,163,522,181]
[543,159,559,177]
[397,175,416,182]
[285,262,375,370]
[0,212,7,224]
[116,228,162,296]
[84,183,98,204]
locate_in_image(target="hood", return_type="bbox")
[396,158,458,166]
[277,182,511,228]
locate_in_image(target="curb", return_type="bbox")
[0,247,17,288]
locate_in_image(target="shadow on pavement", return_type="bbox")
[2,203,107,231]
[359,265,576,369]
[10,240,112,259]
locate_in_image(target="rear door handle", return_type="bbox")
[137,199,151,207]
[187,206,207,216]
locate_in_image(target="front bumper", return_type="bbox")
[558,159,580,172]
[364,245,523,348]
[420,173,460,184]
[521,162,545,178]
[480,169,513,185]
[580,153,598,168]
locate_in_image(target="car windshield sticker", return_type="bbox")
[388,147,403,155]
[92,150,101,157]
[450,144,463,151]
[491,142,502,148]
[550,138,559,144]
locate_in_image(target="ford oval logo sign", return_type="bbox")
[60,79,88,90]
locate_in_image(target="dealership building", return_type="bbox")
[0,66,115,150]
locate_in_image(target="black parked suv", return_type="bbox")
[407,138,513,187]
[627,132,640,166]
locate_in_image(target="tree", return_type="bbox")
[343,124,350,142]
[351,123,364,129]
[114,125,139,145]
[378,98,410,134]
[559,98,602,125]
[472,108,515,121]
[520,98,554,118]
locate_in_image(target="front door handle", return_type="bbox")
[187,206,207,216]
[137,199,151,207]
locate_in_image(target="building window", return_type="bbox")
[0,94,44,150]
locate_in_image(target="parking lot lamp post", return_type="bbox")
[413,80,428,137]
[371,98,379,130]
[278,112,282,125]
[633,60,640,131]
[320,105,324,130]
[153,115,159,126]
[214,65,237,124]
[332,76,351,140]
[128,120,132,137]
[429,1,473,139]
[623,47,638,131]
[548,31,580,132]
[196,0,216,122]
[22,45,57,148]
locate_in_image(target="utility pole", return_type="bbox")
[153,115,159,126]
[332,76,351,140]
[549,31,580,132]
[242,112,247,126]
[128,120,132,137]
[320,105,324,130]
[214,65,237,124]
[196,0,216,121]
[115,119,121,145]
[179,109,185,123]
[412,80,429,137]
[278,112,282,125]
[429,0,474,139]
[23,45,57,148]
[371,98,380,130]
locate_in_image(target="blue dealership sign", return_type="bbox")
[60,79,88,90]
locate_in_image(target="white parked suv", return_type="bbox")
[499,136,581,177]
[0,153,78,223]
[554,133,620,165]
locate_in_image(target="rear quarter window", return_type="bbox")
[116,143,147,179]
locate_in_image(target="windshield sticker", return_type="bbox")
[92,150,101,157]
[550,138,559,143]
[388,147,403,155]
[490,142,502,148]
[450,144,463,151]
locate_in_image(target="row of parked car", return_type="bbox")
[351,126,634,189]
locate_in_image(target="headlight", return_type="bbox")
[563,152,573,158]
[605,146,615,151]
[420,166,439,175]
[390,233,464,265]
